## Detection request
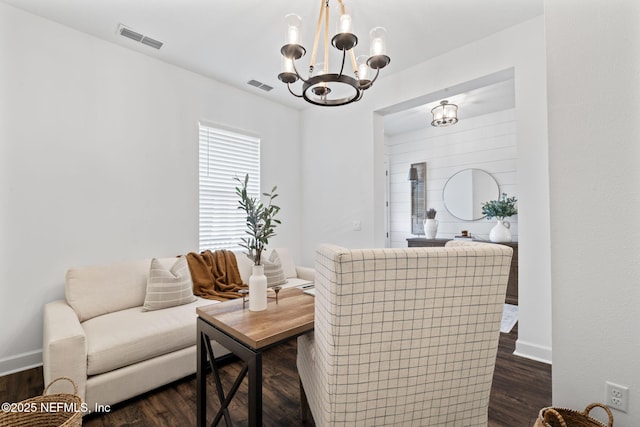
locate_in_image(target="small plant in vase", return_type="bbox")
[234,174,281,311]
[481,193,517,242]
[423,208,438,239]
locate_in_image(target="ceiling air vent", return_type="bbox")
[247,80,273,92]
[117,24,163,50]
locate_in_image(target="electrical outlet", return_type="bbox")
[605,381,629,413]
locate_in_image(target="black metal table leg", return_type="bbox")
[197,326,207,427]
[247,352,263,426]
[197,317,264,427]
[205,337,234,426]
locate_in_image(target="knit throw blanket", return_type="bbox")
[186,250,247,301]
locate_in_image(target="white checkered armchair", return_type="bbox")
[297,241,513,426]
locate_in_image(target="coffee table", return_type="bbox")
[196,287,314,427]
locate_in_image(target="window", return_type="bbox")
[198,123,260,251]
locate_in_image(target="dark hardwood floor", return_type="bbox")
[1,324,550,426]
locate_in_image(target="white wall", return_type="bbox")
[546,1,640,425]
[300,105,377,257]
[301,17,551,362]
[387,109,519,247]
[0,3,301,374]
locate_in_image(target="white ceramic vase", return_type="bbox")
[249,264,268,311]
[489,218,512,243]
[424,218,439,239]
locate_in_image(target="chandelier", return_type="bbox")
[431,100,459,127]
[278,0,391,107]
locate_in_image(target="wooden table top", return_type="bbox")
[196,287,314,350]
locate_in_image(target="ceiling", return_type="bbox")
[2,0,542,114]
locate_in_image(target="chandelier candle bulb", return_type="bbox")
[371,38,383,56]
[356,55,371,86]
[288,26,299,44]
[285,14,302,45]
[278,57,298,84]
[366,27,390,70]
[357,59,369,78]
[369,27,387,56]
[339,14,352,34]
[281,56,294,73]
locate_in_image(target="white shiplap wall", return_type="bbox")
[386,108,518,248]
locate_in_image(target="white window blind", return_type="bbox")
[199,123,260,252]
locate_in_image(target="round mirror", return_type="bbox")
[442,169,500,221]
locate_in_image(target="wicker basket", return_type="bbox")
[535,403,613,427]
[0,377,83,427]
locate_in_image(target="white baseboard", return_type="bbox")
[514,339,552,364]
[0,349,43,377]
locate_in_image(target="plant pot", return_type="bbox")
[249,264,268,311]
[423,219,439,239]
[489,219,512,242]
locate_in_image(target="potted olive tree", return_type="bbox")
[234,174,280,311]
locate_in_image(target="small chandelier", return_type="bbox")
[431,100,459,127]
[278,0,391,107]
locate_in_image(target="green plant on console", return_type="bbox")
[426,208,437,219]
[234,174,281,266]
[481,193,518,220]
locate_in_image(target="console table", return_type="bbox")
[196,287,314,426]
[407,238,519,305]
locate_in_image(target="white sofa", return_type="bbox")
[42,248,313,411]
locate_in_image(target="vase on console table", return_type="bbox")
[423,219,439,239]
[249,264,268,311]
[489,218,512,243]
[482,193,517,243]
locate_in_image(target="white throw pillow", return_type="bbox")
[263,257,287,288]
[269,248,297,279]
[143,257,196,311]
